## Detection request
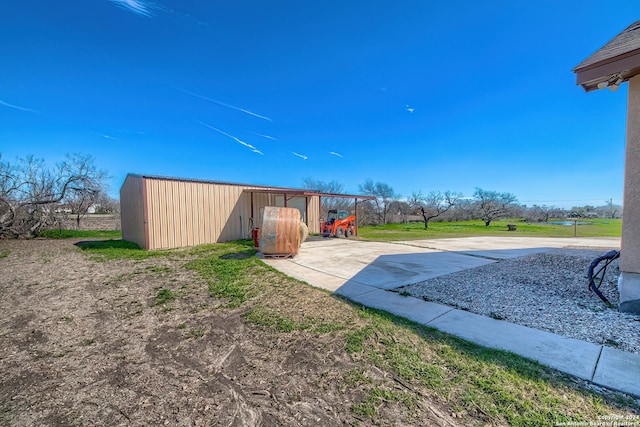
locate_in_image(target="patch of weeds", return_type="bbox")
[185,242,260,308]
[0,249,9,259]
[344,325,375,354]
[489,312,506,321]
[605,338,620,348]
[81,338,95,346]
[398,290,411,297]
[344,368,373,387]
[351,387,415,419]
[185,326,206,339]
[153,288,177,306]
[244,307,310,332]
[177,323,187,329]
[34,350,67,359]
[351,400,377,418]
[313,322,347,334]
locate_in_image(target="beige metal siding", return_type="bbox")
[143,177,255,250]
[252,193,269,230]
[307,195,320,234]
[120,175,147,249]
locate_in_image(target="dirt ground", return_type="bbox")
[0,239,458,426]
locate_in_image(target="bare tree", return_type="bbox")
[301,177,351,219]
[358,179,399,225]
[524,205,556,223]
[388,200,412,223]
[0,153,108,237]
[473,188,518,226]
[355,200,377,227]
[94,193,120,214]
[410,190,460,229]
[65,187,101,229]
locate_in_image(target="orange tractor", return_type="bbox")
[321,210,357,238]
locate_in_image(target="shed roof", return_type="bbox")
[574,20,640,92]
[126,173,374,200]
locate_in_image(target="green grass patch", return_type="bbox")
[185,241,260,308]
[153,287,178,305]
[358,218,622,240]
[352,387,416,419]
[39,229,122,239]
[244,307,310,332]
[0,249,9,259]
[244,307,348,333]
[76,239,165,261]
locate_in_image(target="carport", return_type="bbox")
[244,188,375,236]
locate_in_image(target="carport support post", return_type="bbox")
[619,75,640,314]
[354,197,358,236]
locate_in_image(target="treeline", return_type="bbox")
[0,154,117,238]
[302,178,621,227]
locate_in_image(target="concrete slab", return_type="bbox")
[398,236,620,253]
[334,282,377,298]
[348,290,455,326]
[593,347,640,396]
[265,238,497,293]
[343,252,495,290]
[428,309,602,380]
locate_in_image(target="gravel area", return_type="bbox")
[397,248,640,354]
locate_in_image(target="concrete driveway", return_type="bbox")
[261,235,620,298]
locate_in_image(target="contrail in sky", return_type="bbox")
[195,120,264,155]
[329,152,343,158]
[0,100,40,114]
[254,132,276,141]
[292,152,308,160]
[180,88,272,122]
[108,0,154,17]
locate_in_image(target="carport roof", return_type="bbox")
[243,188,375,200]
[574,20,640,92]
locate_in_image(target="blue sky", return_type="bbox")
[1,1,639,208]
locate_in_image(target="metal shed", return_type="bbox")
[120,174,371,250]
